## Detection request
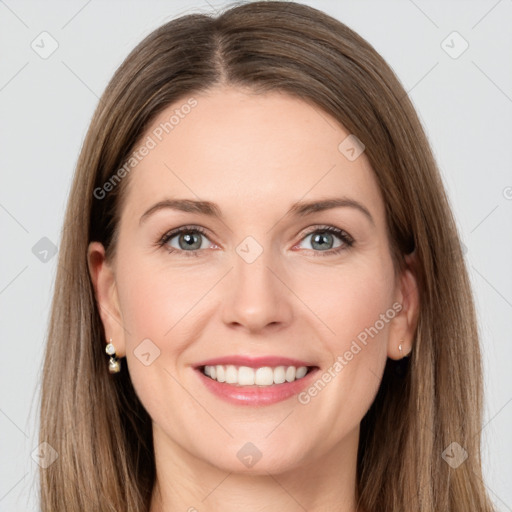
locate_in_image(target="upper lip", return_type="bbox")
[194,355,317,369]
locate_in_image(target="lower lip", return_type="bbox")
[195,367,320,406]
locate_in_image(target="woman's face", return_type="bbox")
[89,85,417,475]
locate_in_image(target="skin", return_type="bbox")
[88,85,419,512]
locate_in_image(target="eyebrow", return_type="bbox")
[139,197,375,225]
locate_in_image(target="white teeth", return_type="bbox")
[238,366,255,385]
[274,366,286,384]
[201,364,311,386]
[225,365,237,384]
[216,365,226,382]
[255,366,274,385]
[295,366,308,379]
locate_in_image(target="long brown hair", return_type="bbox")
[39,1,496,510]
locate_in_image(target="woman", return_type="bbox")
[39,1,496,510]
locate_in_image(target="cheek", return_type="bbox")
[117,271,169,338]
[292,261,395,440]
[114,253,215,401]
[115,254,201,342]
[294,256,396,347]
[114,257,196,418]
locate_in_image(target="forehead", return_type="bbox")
[121,86,385,226]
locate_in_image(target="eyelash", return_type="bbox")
[157,225,355,258]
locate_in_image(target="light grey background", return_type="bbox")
[1,0,511,510]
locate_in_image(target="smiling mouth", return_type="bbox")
[198,364,318,387]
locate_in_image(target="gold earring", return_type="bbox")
[105,339,121,373]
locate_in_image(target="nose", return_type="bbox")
[221,242,294,334]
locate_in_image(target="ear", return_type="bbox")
[387,252,420,360]
[87,241,126,357]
